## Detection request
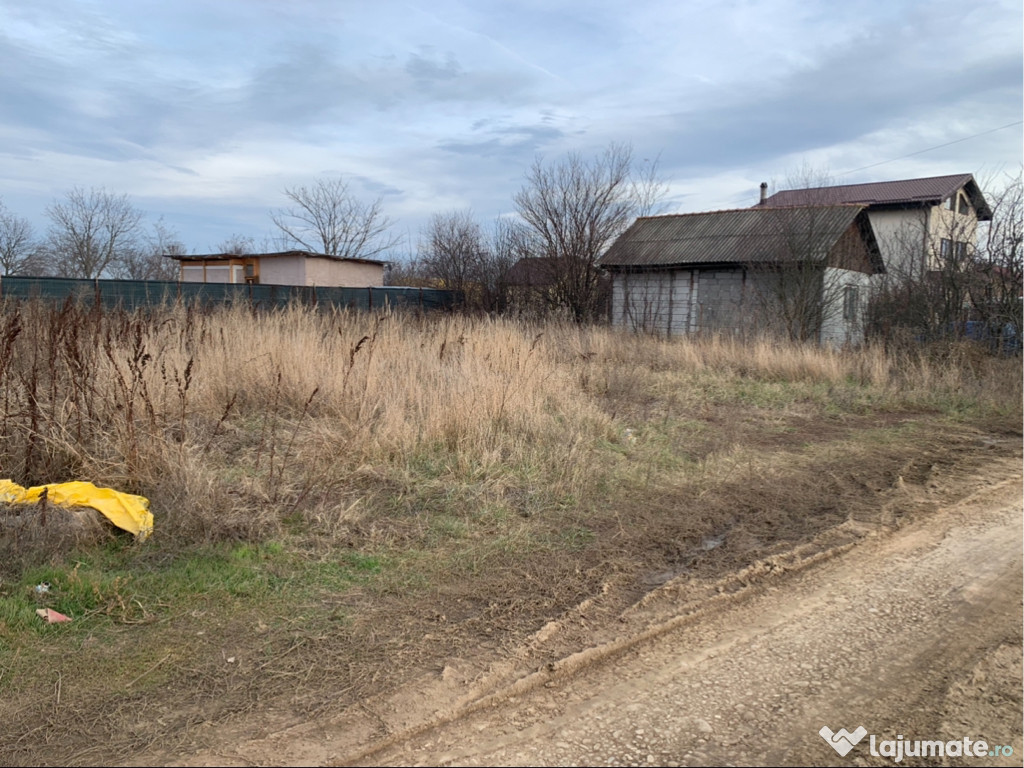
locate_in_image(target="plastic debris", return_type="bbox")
[0,479,153,541]
[36,608,72,624]
[34,582,51,595]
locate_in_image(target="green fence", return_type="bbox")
[0,276,460,312]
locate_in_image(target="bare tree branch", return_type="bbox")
[512,142,667,321]
[867,171,1022,352]
[109,218,185,281]
[417,210,519,311]
[44,187,145,279]
[270,177,400,260]
[0,198,42,276]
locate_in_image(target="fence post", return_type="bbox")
[368,286,373,310]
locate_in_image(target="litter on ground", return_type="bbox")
[36,608,72,624]
[0,480,153,541]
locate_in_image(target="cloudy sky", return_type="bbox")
[1,0,1021,256]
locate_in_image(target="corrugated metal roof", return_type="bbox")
[600,205,867,268]
[761,174,992,219]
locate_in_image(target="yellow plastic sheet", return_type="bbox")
[0,480,153,541]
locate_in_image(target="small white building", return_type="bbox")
[168,251,386,288]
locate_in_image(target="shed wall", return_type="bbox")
[304,258,383,287]
[258,254,306,286]
[612,267,749,336]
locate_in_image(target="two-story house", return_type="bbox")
[759,174,993,280]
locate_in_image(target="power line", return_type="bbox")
[837,120,1023,176]
[683,119,1023,212]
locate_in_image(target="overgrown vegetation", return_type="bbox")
[0,299,1019,764]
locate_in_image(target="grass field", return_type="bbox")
[0,301,1020,764]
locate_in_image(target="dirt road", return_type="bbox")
[356,458,1022,767]
[174,455,1022,767]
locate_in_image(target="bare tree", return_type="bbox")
[869,171,1023,351]
[215,233,259,255]
[44,187,145,278]
[417,210,521,312]
[969,170,1022,352]
[384,253,431,287]
[513,142,667,321]
[419,209,487,298]
[109,219,185,281]
[749,167,874,343]
[746,208,855,342]
[480,217,522,313]
[270,176,400,259]
[0,198,43,275]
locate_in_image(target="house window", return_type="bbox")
[955,241,968,260]
[940,238,952,258]
[843,285,860,321]
[957,194,970,215]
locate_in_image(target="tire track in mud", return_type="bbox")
[355,460,1023,767]
[168,455,1022,768]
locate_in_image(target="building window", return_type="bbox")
[243,261,259,284]
[843,285,860,321]
[940,238,952,258]
[955,241,968,260]
[957,194,970,215]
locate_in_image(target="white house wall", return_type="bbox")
[866,209,929,278]
[868,192,980,280]
[820,267,872,346]
[928,201,979,270]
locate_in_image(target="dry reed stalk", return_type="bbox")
[0,301,1017,548]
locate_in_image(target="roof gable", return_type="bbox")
[761,174,993,220]
[600,205,883,273]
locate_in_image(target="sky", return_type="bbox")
[1,0,1021,257]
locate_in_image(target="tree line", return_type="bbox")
[2,148,1019,346]
[0,142,665,321]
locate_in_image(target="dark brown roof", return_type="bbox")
[507,257,558,286]
[600,205,882,272]
[167,250,388,266]
[761,174,992,220]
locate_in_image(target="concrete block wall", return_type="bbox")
[612,267,748,336]
[691,269,746,334]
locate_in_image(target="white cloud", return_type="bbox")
[0,0,1019,252]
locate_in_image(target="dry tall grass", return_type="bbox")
[0,299,1018,552]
